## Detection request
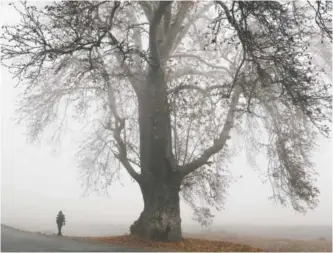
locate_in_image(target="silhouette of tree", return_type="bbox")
[1,1,331,242]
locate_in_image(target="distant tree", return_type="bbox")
[1,1,332,242]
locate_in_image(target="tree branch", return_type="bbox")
[170,53,231,74]
[167,84,229,95]
[149,1,172,66]
[99,55,141,183]
[112,120,141,183]
[162,2,194,58]
[179,84,242,175]
[169,68,229,81]
[139,1,154,22]
[169,2,214,55]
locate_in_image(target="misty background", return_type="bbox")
[0,1,332,241]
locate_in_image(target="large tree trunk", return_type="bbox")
[130,173,183,242]
[131,64,184,242]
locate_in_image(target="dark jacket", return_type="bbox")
[56,211,66,226]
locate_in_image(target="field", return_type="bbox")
[80,231,332,252]
[77,224,332,252]
[184,231,332,252]
[5,222,332,252]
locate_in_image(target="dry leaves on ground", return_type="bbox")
[83,235,264,252]
[185,233,332,252]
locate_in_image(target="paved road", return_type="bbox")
[1,225,145,252]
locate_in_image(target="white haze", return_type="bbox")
[0,0,332,238]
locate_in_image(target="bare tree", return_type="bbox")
[1,1,331,242]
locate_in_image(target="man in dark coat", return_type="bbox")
[56,210,66,236]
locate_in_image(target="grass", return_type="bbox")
[185,232,332,252]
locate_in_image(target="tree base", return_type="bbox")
[131,174,184,242]
[130,211,183,242]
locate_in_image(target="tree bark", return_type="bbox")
[131,62,184,242]
[130,173,183,242]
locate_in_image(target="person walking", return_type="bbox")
[56,210,66,236]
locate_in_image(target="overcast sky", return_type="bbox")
[0,1,332,235]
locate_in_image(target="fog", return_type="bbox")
[0,1,332,239]
[1,62,332,235]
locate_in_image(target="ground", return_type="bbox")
[1,225,144,252]
[3,224,331,252]
[80,234,263,252]
[82,232,332,252]
[184,232,332,252]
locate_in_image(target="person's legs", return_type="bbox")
[57,223,62,236]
